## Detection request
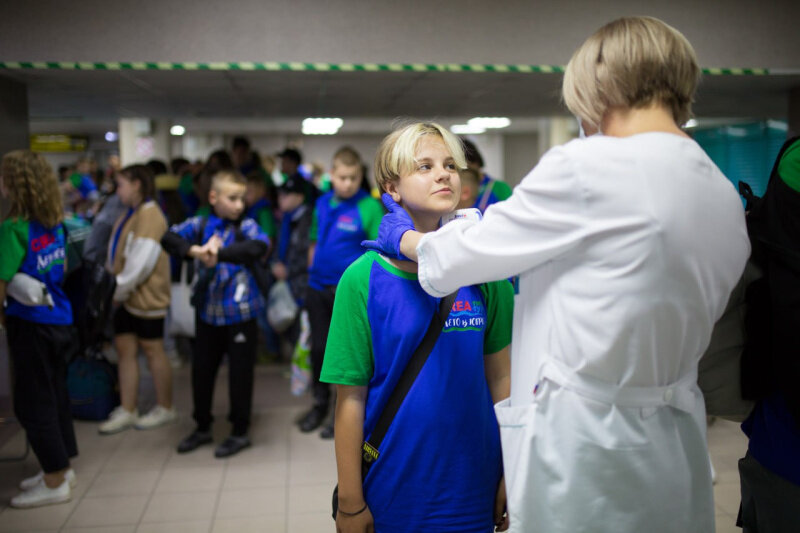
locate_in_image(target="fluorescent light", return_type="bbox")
[468,117,511,129]
[451,124,485,135]
[302,117,343,135]
[170,125,186,136]
[767,120,788,131]
[683,118,698,128]
[104,131,118,142]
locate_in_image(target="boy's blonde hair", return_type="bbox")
[459,167,481,192]
[562,16,700,130]
[211,169,246,190]
[2,150,64,228]
[374,122,466,191]
[332,146,362,168]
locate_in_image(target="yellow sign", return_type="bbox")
[30,134,88,153]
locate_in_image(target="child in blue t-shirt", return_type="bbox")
[298,146,383,437]
[0,150,78,509]
[161,170,270,459]
[321,123,513,532]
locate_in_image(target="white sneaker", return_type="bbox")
[10,479,71,508]
[135,405,177,430]
[98,406,138,434]
[19,468,77,491]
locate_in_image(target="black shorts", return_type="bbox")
[113,306,164,340]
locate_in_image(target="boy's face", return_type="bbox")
[386,136,460,230]
[330,162,363,200]
[210,180,246,220]
[278,191,305,213]
[245,181,265,207]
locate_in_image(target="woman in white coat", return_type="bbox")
[364,16,750,533]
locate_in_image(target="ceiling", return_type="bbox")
[4,68,799,136]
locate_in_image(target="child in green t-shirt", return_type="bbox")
[321,123,512,532]
[0,150,79,509]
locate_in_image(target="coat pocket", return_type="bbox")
[494,398,537,530]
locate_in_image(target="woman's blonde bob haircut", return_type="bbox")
[562,16,701,130]
[374,122,466,192]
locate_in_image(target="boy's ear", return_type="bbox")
[384,180,401,203]
[208,188,218,206]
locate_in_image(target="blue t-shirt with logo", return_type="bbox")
[320,251,513,532]
[308,190,383,290]
[0,218,72,325]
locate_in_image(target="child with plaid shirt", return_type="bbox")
[161,170,270,458]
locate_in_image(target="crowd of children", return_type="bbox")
[1,131,517,533]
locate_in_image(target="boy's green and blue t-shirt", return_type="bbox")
[308,189,383,289]
[320,251,513,532]
[0,218,72,325]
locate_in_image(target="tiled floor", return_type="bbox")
[0,362,749,533]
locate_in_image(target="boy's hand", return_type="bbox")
[206,235,223,254]
[271,261,287,281]
[336,505,374,533]
[494,477,509,532]
[361,194,415,260]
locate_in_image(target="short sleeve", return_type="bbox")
[479,280,514,354]
[492,180,513,201]
[357,196,384,240]
[309,208,318,241]
[0,219,29,281]
[320,255,375,385]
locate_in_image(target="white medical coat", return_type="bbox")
[417,133,750,533]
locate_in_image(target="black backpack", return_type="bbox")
[738,135,800,428]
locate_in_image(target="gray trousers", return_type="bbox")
[738,452,800,533]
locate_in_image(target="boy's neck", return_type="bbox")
[385,257,418,273]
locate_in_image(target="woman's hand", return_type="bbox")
[336,505,374,533]
[494,476,509,532]
[361,194,416,260]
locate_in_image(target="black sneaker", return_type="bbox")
[214,435,251,458]
[298,406,327,433]
[319,423,334,440]
[177,430,212,454]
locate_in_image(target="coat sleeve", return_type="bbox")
[417,146,589,297]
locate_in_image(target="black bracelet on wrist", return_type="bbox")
[337,502,368,517]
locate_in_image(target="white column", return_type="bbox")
[119,118,172,166]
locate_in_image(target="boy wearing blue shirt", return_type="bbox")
[161,170,270,458]
[322,124,512,532]
[298,147,383,436]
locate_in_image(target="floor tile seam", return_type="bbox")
[132,444,175,529]
[283,419,293,533]
[206,457,228,533]
[57,437,115,533]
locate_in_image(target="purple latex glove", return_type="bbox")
[361,193,416,260]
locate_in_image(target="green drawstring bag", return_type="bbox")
[291,309,312,396]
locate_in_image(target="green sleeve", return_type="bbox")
[357,196,385,241]
[778,140,800,193]
[492,180,513,201]
[309,207,318,242]
[0,218,29,282]
[257,208,277,240]
[320,255,375,385]
[479,279,514,354]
